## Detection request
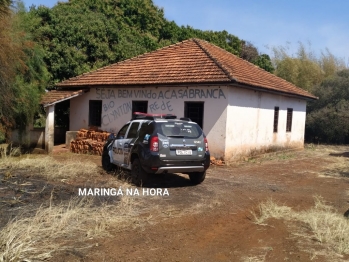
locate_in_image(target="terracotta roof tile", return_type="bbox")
[56,39,317,100]
[41,90,84,106]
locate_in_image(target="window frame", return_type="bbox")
[184,101,204,129]
[132,101,148,114]
[126,122,140,139]
[116,123,130,139]
[286,108,293,132]
[273,106,279,133]
[89,100,102,127]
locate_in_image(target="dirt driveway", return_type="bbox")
[1,145,349,261]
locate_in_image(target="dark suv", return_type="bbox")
[102,112,210,185]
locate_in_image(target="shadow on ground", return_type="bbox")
[329,152,349,158]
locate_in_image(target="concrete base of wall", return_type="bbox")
[225,146,304,164]
[66,131,78,149]
[11,128,45,149]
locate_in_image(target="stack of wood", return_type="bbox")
[70,128,111,156]
[210,156,225,166]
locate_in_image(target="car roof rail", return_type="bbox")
[179,117,192,121]
[132,112,177,120]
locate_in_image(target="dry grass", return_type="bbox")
[0,145,21,158]
[319,156,349,178]
[252,198,292,225]
[0,155,99,180]
[253,196,349,256]
[0,196,141,262]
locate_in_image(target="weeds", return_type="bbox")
[252,196,349,255]
[0,144,21,158]
[0,196,140,262]
[0,155,99,180]
[252,198,292,225]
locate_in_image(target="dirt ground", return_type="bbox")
[2,145,349,261]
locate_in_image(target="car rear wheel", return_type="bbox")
[131,158,148,186]
[102,147,115,171]
[189,171,206,185]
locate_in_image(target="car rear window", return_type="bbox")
[158,122,202,138]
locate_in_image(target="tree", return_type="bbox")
[253,54,274,73]
[0,1,48,142]
[29,0,273,87]
[306,69,349,143]
[240,40,258,63]
[271,42,346,92]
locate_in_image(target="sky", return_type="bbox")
[22,0,349,63]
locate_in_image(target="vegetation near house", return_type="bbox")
[271,42,347,92]
[0,0,348,143]
[0,0,48,142]
[306,69,349,143]
[253,196,349,255]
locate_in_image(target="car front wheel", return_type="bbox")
[131,158,148,186]
[102,147,115,172]
[189,171,206,185]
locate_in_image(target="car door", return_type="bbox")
[122,121,141,167]
[112,123,130,164]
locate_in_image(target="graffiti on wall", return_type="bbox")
[96,88,226,100]
[101,101,132,126]
[149,100,173,113]
[96,87,226,127]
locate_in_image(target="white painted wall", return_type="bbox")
[225,86,307,160]
[69,86,229,156]
[69,85,308,160]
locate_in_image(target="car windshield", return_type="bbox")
[159,122,202,138]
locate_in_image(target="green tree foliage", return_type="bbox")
[272,42,346,92]
[253,54,274,73]
[27,0,275,87]
[306,69,349,143]
[28,0,173,87]
[0,1,48,141]
[0,0,11,16]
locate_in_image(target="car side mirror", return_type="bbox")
[108,133,115,140]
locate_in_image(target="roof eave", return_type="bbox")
[55,80,234,89]
[231,83,318,101]
[42,90,86,108]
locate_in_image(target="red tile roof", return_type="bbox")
[41,90,85,106]
[56,39,317,100]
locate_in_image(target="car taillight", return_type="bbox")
[204,137,209,152]
[150,136,159,152]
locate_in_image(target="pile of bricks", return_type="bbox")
[210,156,225,166]
[70,128,111,156]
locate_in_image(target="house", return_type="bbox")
[41,38,317,160]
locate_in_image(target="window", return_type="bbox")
[139,122,154,142]
[132,101,148,116]
[286,108,293,132]
[184,102,204,129]
[273,107,279,133]
[126,122,140,138]
[159,122,201,138]
[89,100,102,126]
[117,124,130,139]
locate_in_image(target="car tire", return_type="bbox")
[102,146,115,171]
[189,171,206,185]
[131,158,148,186]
